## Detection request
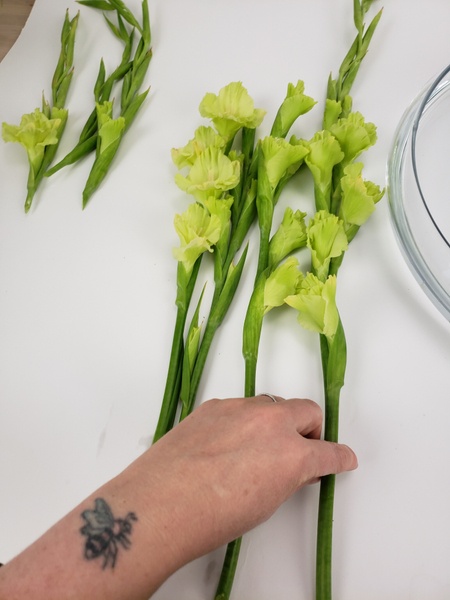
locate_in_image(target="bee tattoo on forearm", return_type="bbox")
[80,498,137,569]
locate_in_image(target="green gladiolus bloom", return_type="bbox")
[171,126,226,170]
[173,203,221,278]
[264,257,303,314]
[330,111,377,166]
[301,130,345,212]
[268,207,307,269]
[174,146,240,203]
[261,136,309,191]
[199,82,266,141]
[2,108,61,174]
[339,162,384,227]
[307,210,348,282]
[285,272,339,340]
[271,80,316,138]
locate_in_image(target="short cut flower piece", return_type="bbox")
[174,146,240,204]
[172,203,221,278]
[2,108,61,175]
[171,126,226,170]
[199,82,266,142]
[284,272,339,340]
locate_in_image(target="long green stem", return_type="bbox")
[215,537,243,600]
[316,319,346,600]
[153,259,201,443]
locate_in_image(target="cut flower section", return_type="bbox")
[2,108,62,175]
[285,272,339,340]
[264,257,303,314]
[174,146,240,203]
[199,81,266,141]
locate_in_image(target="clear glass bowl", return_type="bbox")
[388,65,450,321]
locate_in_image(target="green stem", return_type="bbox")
[152,302,187,443]
[214,537,243,600]
[316,319,346,600]
[153,259,201,443]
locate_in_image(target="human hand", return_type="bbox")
[131,395,358,567]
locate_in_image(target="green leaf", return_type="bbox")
[77,0,115,10]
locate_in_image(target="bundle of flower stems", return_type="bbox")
[155,1,382,599]
[1,10,79,212]
[45,0,151,209]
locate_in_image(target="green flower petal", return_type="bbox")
[269,207,307,269]
[2,108,61,171]
[303,130,345,209]
[264,257,303,314]
[330,111,377,166]
[96,101,114,127]
[307,210,348,282]
[339,162,384,227]
[285,273,339,339]
[173,203,222,277]
[203,195,233,258]
[199,82,266,141]
[171,126,226,170]
[271,80,316,138]
[261,136,309,191]
[174,146,240,203]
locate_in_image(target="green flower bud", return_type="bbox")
[339,162,384,227]
[175,146,240,204]
[285,273,339,340]
[271,80,316,138]
[268,207,307,269]
[171,126,226,170]
[173,203,221,278]
[307,210,348,282]
[264,257,303,314]
[199,82,266,141]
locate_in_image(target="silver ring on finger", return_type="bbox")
[259,393,278,403]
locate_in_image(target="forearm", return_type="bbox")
[0,461,187,600]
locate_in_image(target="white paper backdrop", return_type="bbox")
[1,1,450,598]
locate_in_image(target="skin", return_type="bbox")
[0,395,357,600]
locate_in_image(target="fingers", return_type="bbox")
[306,439,358,479]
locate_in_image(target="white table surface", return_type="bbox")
[1,1,450,598]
